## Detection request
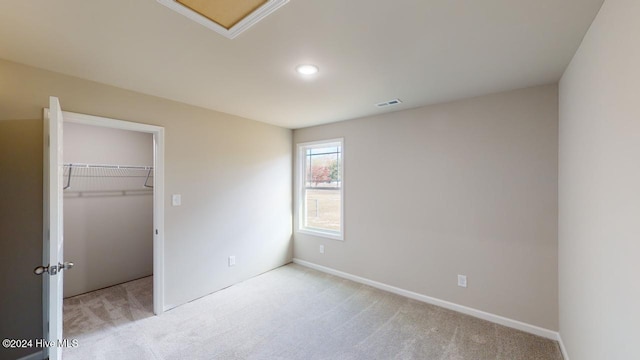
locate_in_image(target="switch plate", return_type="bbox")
[458,275,467,288]
[172,194,181,206]
[229,256,236,267]
[319,245,325,254]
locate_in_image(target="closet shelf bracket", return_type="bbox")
[144,169,153,188]
[64,164,73,190]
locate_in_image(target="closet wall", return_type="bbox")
[63,122,154,298]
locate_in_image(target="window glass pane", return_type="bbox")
[305,188,340,231]
[300,141,342,236]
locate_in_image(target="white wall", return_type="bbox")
[63,122,154,297]
[558,0,640,359]
[294,84,559,331]
[0,58,293,314]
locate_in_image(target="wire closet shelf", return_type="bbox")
[63,163,154,192]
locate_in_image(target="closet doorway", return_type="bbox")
[60,111,165,319]
[42,101,165,360]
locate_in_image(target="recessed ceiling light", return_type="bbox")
[296,64,319,75]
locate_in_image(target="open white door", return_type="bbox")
[39,96,73,360]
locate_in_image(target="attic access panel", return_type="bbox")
[157,0,289,39]
[177,0,267,29]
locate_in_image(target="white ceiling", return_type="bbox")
[0,0,603,129]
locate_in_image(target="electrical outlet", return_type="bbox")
[229,256,236,267]
[457,275,467,288]
[172,194,181,206]
[319,245,325,254]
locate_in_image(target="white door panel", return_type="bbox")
[41,96,65,360]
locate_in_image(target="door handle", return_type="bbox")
[34,262,74,275]
[34,264,57,275]
[59,262,74,271]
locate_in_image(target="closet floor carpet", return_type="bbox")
[62,264,562,360]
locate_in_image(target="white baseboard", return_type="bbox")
[292,258,560,341]
[558,333,570,360]
[17,350,43,360]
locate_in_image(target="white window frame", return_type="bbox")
[297,138,344,241]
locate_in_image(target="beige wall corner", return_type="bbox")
[293,84,559,331]
[559,0,640,359]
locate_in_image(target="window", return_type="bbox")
[298,139,344,240]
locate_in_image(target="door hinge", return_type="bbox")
[155,229,159,235]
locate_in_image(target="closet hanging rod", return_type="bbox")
[64,163,154,170]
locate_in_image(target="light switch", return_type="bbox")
[457,275,467,288]
[172,194,181,206]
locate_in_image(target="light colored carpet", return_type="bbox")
[63,263,563,360]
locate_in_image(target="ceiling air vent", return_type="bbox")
[157,0,289,39]
[376,99,403,107]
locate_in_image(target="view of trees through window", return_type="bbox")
[302,142,342,234]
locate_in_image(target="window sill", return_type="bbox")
[297,228,344,241]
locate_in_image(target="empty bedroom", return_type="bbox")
[0,0,638,360]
